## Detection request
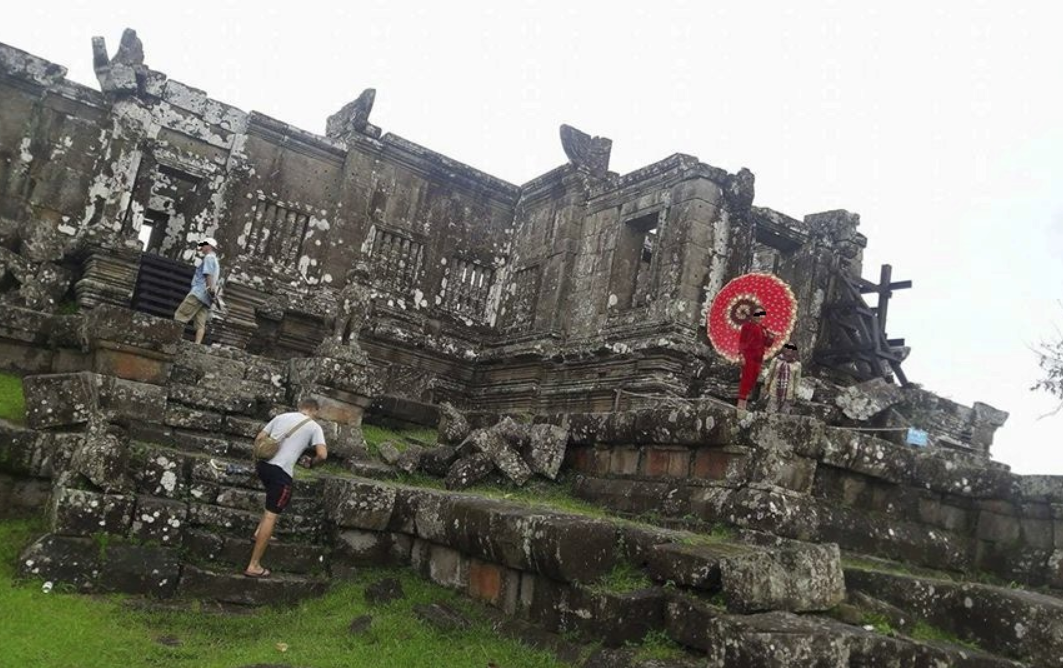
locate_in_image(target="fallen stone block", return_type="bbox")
[836,377,904,421]
[364,577,405,605]
[460,428,532,486]
[413,601,471,631]
[437,402,471,445]
[445,453,496,490]
[525,424,568,480]
[419,445,458,477]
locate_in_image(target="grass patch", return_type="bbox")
[910,620,982,651]
[861,612,896,635]
[590,562,653,595]
[630,629,689,662]
[362,423,438,458]
[0,372,26,424]
[469,480,612,519]
[0,517,569,668]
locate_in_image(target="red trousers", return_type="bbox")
[738,354,763,400]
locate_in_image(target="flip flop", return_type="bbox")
[243,568,271,579]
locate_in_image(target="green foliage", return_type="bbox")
[861,612,896,635]
[469,480,611,518]
[590,562,653,595]
[0,372,26,424]
[630,629,688,661]
[0,518,567,668]
[361,423,438,458]
[56,300,80,315]
[910,620,982,651]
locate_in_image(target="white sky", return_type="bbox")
[6,1,1062,472]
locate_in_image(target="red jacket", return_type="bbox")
[739,322,774,360]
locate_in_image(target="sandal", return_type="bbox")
[243,568,271,579]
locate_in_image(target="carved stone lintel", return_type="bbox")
[559,124,612,177]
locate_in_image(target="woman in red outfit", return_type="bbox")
[737,309,775,411]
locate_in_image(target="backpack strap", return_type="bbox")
[276,417,313,445]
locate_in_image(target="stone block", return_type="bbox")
[51,487,133,537]
[91,348,171,385]
[527,514,617,583]
[0,427,79,478]
[437,402,471,444]
[23,372,98,429]
[835,377,904,420]
[97,544,180,597]
[83,305,182,355]
[642,447,691,478]
[131,446,189,500]
[524,423,568,479]
[419,445,458,477]
[129,496,188,546]
[609,446,641,476]
[426,543,468,589]
[19,534,101,590]
[444,453,496,490]
[69,427,132,493]
[720,542,845,613]
[164,405,224,432]
[178,565,327,606]
[322,477,397,530]
[334,529,394,566]
[692,447,747,482]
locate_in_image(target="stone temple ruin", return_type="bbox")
[0,29,1060,668]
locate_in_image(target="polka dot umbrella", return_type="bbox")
[706,273,797,363]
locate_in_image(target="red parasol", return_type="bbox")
[707,273,797,363]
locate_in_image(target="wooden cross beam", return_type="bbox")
[858,264,912,338]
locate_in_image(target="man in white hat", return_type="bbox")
[174,237,221,344]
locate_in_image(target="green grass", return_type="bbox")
[0,518,568,668]
[468,480,612,518]
[910,620,982,652]
[630,629,689,662]
[362,423,439,459]
[590,562,653,595]
[0,372,26,424]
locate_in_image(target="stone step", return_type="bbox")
[186,500,324,543]
[646,539,845,614]
[130,422,254,459]
[666,595,1027,667]
[184,529,329,575]
[844,564,1063,667]
[177,564,328,606]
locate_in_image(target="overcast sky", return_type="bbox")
[6,1,1062,472]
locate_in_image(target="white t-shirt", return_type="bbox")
[263,412,326,478]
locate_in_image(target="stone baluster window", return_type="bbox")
[247,198,312,272]
[441,257,495,323]
[368,227,424,294]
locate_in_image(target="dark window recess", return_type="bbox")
[441,258,494,323]
[368,228,424,294]
[609,212,660,310]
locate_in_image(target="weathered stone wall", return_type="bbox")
[559,405,1063,589]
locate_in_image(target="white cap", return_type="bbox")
[198,237,219,249]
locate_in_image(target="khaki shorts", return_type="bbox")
[174,293,210,330]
